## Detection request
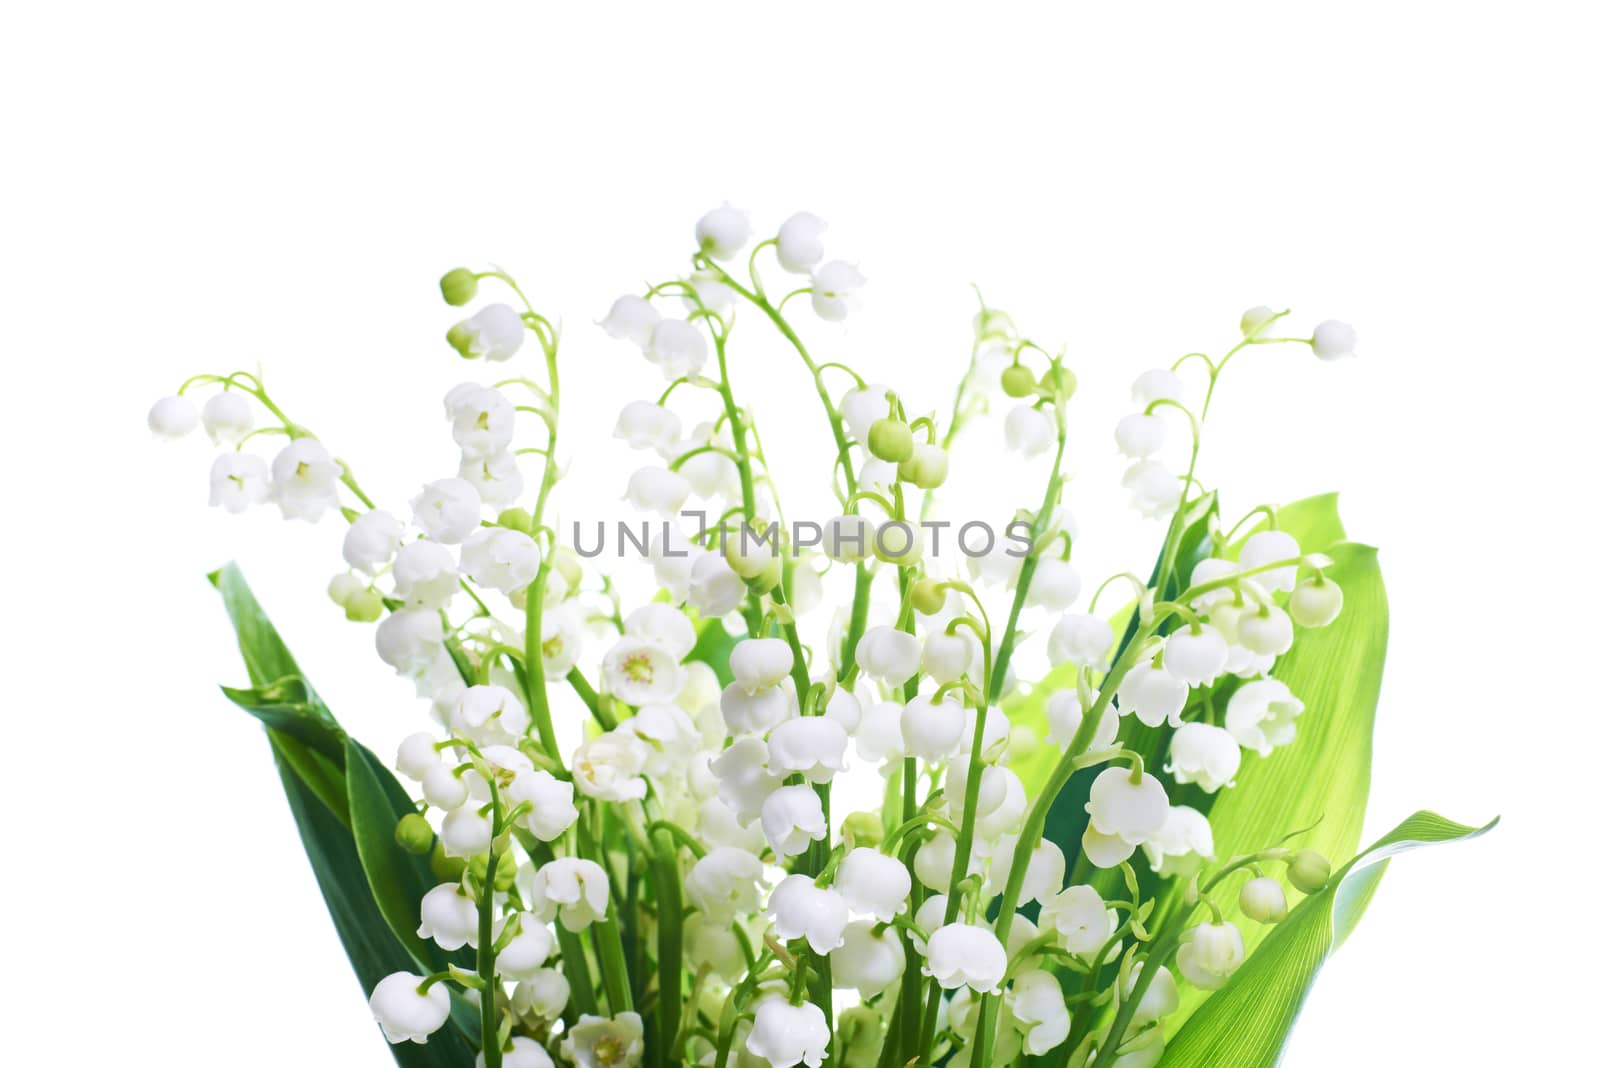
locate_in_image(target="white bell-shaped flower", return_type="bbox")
[987,836,1066,907]
[1047,614,1113,671]
[439,806,492,858]
[822,513,876,563]
[831,919,905,997]
[448,384,515,458]
[527,858,611,931]
[623,465,690,516]
[1310,319,1357,361]
[855,626,921,687]
[1028,558,1082,612]
[601,636,683,707]
[912,831,964,893]
[1008,970,1071,1055]
[1118,660,1189,729]
[1122,459,1182,518]
[477,1036,554,1068]
[369,972,451,1045]
[1045,690,1119,751]
[1039,883,1109,954]
[421,764,468,810]
[1176,921,1246,990]
[613,400,682,457]
[1166,722,1240,793]
[147,395,198,439]
[1130,368,1184,406]
[1289,576,1343,627]
[766,717,848,784]
[810,261,866,322]
[1240,876,1289,924]
[746,997,829,1068]
[511,969,570,1021]
[688,552,745,617]
[761,785,828,857]
[684,913,747,980]
[684,846,766,922]
[208,453,270,513]
[417,883,479,951]
[396,733,440,781]
[1163,624,1229,686]
[1004,404,1054,457]
[495,915,556,979]
[201,391,253,443]
[451,303,525,361]
[1114,413,1167,459]
[271,438,342,522]
[921,630,976,685]
[833,848,911,921]
[709,737,781,824]
[461,527,540,593]
[853,700,906,763]
[924,922,1007,993]
[570,730,649,802]
[344,509,404,573]
[776,211,827,274]
[766,873,849,952]
[451,684,530,746]
[645,319,708,380]
[393,540,460,610]
[1239,529,1301,593]
[720,679,796,736]
[411,477,482,544]
[375,609,445,675]
[824,686,862,733]
[730,637,794,692]
[599,295,661,347]
[540,608,584,680]
[1225,678,1303,755]
[1084,766,1168,844]
[622,603,696,660]
[559,1012,644,1068]
[695,202,751,260]
[505,768,579,842]
[1142,804,1215,878]
[1186,557,1239,612]
[1236,604,1294,656]
[840,385,890,443]
[902,694,965,761]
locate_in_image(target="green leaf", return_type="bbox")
[686,616,738,687]
[1160,811,1497,1068]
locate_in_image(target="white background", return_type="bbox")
[3,2,1593,1064]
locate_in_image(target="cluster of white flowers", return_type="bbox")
[151,206,1356,1068]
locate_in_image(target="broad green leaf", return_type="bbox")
[1160,811,1496,1068]
[221,678,346,762]
[686,617,737,686]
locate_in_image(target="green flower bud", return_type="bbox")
[554,546,584,592]
[867,418,914,463]
[395,813,435,856]
[1289,577,1343,628]
[1239,876,1288,923]
[898,443,949,489]
[446,322,481,359]
[468,852,517,893]
[1287,849,1332,893]
[439,268,479,307]
[343,589,384,624]
[910,578,946,615]
[1051,365,1079,402]
[1000,364,1036,398]
[725,523,782,581]
[842,811,884,848]
[429,843,467,883]
[497,507,534,534]
[327,573,363,607]
[839,1005,885,1068]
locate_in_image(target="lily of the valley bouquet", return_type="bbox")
[147,206,1489,1068]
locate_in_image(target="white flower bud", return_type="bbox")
[1118,660,1189,729]
[1114,413,1167,458]
[375,609,445,675]
[761,785,828,857]
[460,527,540,593]
[396,732,441,781]
[767,717,849,784]
[511,969,570,1021]
[855,626,921,687]
[1047,614,1113,671]
[1289,576,1343,627]
[571,730,649,802]
[271,438,342,522]
[477,1036,553,1068]
[747,997,830,1068]
[440,805,492,858]
[393,540,460,610]
[1162,624,1229,686]
[777,211,827,273]
[688,551,745,617]
[730,637,794,692]
[695,202,751,260]
[1236,604,1294,656]
[1044,690,1119,751]
[369,972,451,1045]
[1028,559,1082,612]
[1084,767,1168,845]
[1122,459,1182,518]
[1240,305,1277,338]
[147,395,198,439]
[902,694,964,762]
[410,477,481,544]
[833,848,911,922]
[1176,921,1245,990]
[623,465,690,516]
[684,913,747,980]
[528,858,610,931]
[449,303,525,361]
[613,400,681,457]
[1008,970,1071,1055]
[824,686,862,733]
[767,873,849,952]
[684,847,766,922]
[810,260,866,322]
[822,513,876,563]
[495,914,555,979]
[1166,722,1240,793]
[912,831,961,893]
[344,509,404,573]
[1239,529,1301,593]
[1240,876,1289,924]
[924,922,1007,992]
[1310,319,1357,361]
[201,391,253,443]
[853,700,905,763]
[421,763,468,810]
[921,630,976,685]
[1004,404,1054,457]
[1131,368,1184,407]
[599,295,660,347]
[840,385,891,444]
[720,680,796,736]
[831,920,906,997]
[208,453,270,513]
[1225,678,1303,755]
[645,319,709,380]
[418,883,479,950]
